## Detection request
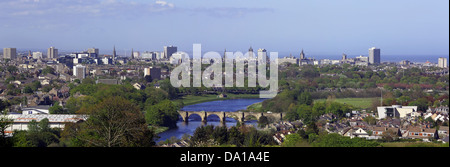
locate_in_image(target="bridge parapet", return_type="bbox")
[177,111,284,123]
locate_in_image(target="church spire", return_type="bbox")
[300,49,305,59]
[131,48,134,59]
[112,45,117,65]
[113,45,116,60]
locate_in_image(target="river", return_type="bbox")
[156,98,266,144]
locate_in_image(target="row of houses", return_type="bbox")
[341,126,449,142]
[271,109,449,145]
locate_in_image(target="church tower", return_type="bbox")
[300,49,305,59]
[249,46,254,58]
[113,45,117,64]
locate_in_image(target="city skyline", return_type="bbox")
[0,0,448,56]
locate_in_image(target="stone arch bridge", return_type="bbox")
[177,111,284,123]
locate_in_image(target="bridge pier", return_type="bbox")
[200,111,207,123]
[180,111,188,122]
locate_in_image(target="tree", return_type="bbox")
[297,129,308,139]
[299,91,313,105]
[6,65,18,74]
[408,98,429,112]
[285,110,299,121]
[12,118,60,147]
[41,66,55,75]
[0,112,13,146]
[212,126,228,145]
[31,80,42,91]
[0,99,9,112]
[49,102,65,114]
[258,115,269,128]
[23,85,34,94]
[73,96,155,147]
[228,126,243,146]
[363,115,377,125]
[66,96,99,114]
[144,87,169,106]
[312,133,379,147]
[160,79,177,99]
[190,125,213,145]
[312,102,326,118]
[282,133,302,147]
[297,104,313,125]
[144,75,153,83]
[145,100,179,128]
[381,129,399,142]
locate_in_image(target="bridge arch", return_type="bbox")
[206,113,223,122]
[186,113,202,122]
[244,114,258,121]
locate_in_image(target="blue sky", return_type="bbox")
[0,0,448,57]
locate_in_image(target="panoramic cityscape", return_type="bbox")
[0,0,449,158]
[0,43,448,148]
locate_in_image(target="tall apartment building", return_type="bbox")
[164,45,177,59]
[369,47,380,65]
[3,48,17,59]
[144,67,161,80]
[73,64,86,80]
[438,57,448,68]
[87,48,99,58]
[32,52,43,59]
[48,46,58,59]
[141,51,158,60]
[257,48,268,64]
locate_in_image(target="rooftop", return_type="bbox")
[13,114,87,123]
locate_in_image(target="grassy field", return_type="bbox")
[246,102,263,112]
[314,97,378,109]
[174,94,261,106]
[245,97,379,112]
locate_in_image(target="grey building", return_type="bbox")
[144,67,161,80]
[164,45,177,59]
[369,47,380,64]
[96,79,120,85]
[3,48,17,59]
[438,57,448,68]
[48,46,58,59]
[150,67,161,80]
[73,64,86,80]
[300,49,305,60]
[141,51,158,60]
[87,48,99,58]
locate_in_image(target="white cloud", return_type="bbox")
[0,0,176,18]
[155,0,175,9]
[155,1,167,6]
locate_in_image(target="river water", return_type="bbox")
[156,98,266,143]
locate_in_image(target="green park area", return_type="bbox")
[313,97,378,110]
[247,97,378,112]
[174,94,260,106]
